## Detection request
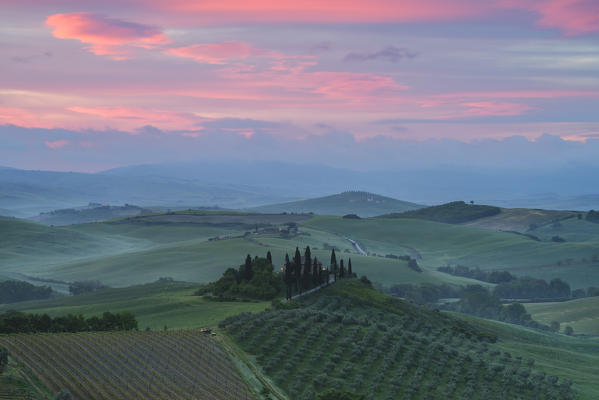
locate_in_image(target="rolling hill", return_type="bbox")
[29,204,154,226]
[222,279,580,399]
[379,201,501,224]
[5,278,597,399]
[526,296,599,336]
[250,191,423,217]
[3,207,599,290]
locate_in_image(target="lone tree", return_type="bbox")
[348,258,353,277]
[565,325,574,336]
[266,250,272,265]
[330,249,338,282]
[339,259,345,278]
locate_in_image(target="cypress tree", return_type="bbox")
[339,259,345,278]
[244,254,253,281]
[266,251,272,265]
[294,247,302,293]
[312,257,319,285]
[348,258,353,277]
[330,249,338,282]
[284,253,292,300]
[303,246,312,290]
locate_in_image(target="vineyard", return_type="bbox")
[220,280,576,400]
[0,330,254,400]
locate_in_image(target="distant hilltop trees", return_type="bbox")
[587,210,599,224]
[0,280,53,304]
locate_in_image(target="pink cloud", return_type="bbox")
[166,42,284,64]
[459,101,532,117]
[46,12,170,58]
[66,106,201,131]
[44,139,70,149]
[435,90,599,100]
[500,0,599,35]
[149,0,489,23]
[131,0,598,35]
[238,130,255,138]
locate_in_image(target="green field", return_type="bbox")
[302,215,599,288]
[0,281,269,330]
[526,297,599,336]
[3,210,599,291]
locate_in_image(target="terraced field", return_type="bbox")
[0,330,253,400]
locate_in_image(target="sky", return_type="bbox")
[1,0,599,171]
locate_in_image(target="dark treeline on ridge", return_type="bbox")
[0,311,138,334]
[388,283,550,331]
[379,201,501,224]
[0,280,53,304]
[438,265,599,300]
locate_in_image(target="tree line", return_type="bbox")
[0,280,53,304]
[198,248,356,301]
[197,252,283,301]
[439,265,599,301]
[387,283,550,331]
[0,310,138,334]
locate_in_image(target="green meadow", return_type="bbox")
[0,281,269,330]
[526,296,599,336]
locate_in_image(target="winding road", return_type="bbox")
[344,237,367,256]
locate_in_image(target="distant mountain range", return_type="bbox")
[1,162,598,218]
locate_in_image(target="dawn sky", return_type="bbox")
[2,0,599,170]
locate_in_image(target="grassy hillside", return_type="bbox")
[464,208,578,232]
[302,215,599,289]
[250,191,423,217]
[526,297,599,336]
[380,201,501,223]
[29,204,153,226]
[0,330,253,400]
[531,217,599,243]
[1,212,465,289]
[221,279,578,399]
[0,281,269,331]
[3,209,599,291]
[454,313,599,400]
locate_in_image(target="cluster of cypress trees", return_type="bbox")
[283,247,353,300]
